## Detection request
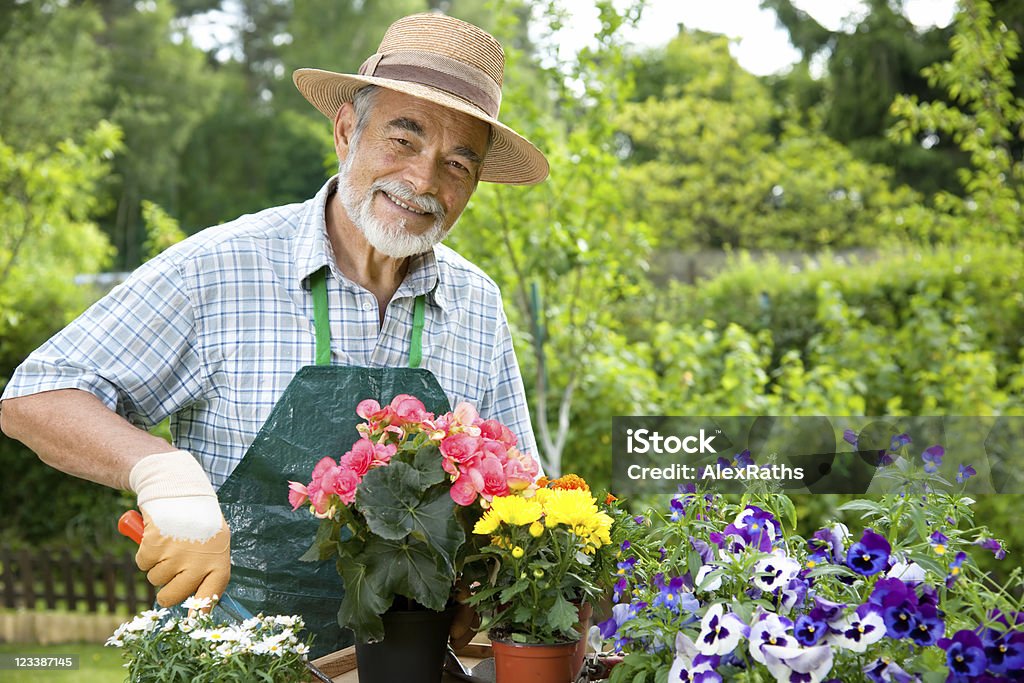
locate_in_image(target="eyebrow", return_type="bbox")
[386,117,484,168]
[386,117,424,136]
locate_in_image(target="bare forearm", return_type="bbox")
[0,389,176,490]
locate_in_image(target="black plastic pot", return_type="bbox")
[355,605,456,683]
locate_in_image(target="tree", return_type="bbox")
[889,0,1024,243]
[619,28,921,251]
[0,121,127,545]
[452,0,656,480]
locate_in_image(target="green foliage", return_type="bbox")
[889,0,1024,243]
[0,3,110,150]
[454,0,653,478]
[0,121,129,547]
[141,201,187,260]
[621,29,923,250]
[651,244,1024,416]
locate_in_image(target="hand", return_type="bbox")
[449,582,481,649]
[129,451,231,607]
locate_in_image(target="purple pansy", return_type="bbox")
[921,445,944,474]
[981,628,1024,674]
[670,496,686,522]
[946,551,967,588]
[929,531,949,555]
[956,464,977,483]
[808,523,849,564]
[668,632,722,683]
[612,576,628,602]
[846,529,891,576]
[939,629,988,678]
[828,604,886,652]
[754,553,802,593]
[761,643,834,683]
[653,576,698,614]
[843,429,859,447]
[864,658,917,683]
[890,433,912,451]
[697,603,749,656]
[795,614,828,646]
[907,603,943,647]
[975,538,1006,560]
[722,505,778,553]
[748,612,795,664]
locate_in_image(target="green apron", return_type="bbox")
[216,267,451,658]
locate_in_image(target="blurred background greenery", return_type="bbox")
[1,0,1021,582]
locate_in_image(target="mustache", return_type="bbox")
[371,179,446,220]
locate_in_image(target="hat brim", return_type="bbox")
[293,68,549,185]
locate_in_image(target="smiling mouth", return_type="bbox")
[381,191,430,216]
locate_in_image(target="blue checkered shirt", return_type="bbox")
[2,177,538,488]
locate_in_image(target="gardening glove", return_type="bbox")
[129,450,231,608]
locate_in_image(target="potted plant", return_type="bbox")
[465,475,619,683]
[288,394,538,682]
[106,596,314,682]
[594,436,1024,682]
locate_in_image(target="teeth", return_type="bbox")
[384,192,428,215]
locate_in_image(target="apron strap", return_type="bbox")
[311,268,331,367]
[310,266,427,369]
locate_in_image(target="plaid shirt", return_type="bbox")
[2,177,538,488]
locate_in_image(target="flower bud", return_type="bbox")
[512,546,525,559]
[529,522,544,537]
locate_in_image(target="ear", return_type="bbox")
[333,102,358,163]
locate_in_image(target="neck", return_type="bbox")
[325,193,410,320]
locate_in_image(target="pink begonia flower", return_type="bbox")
[440,433,483,465]
[371,441,396,466]
[453,401,480,426]
[329,466,361,506]
[389,394,432,424]
[287,481,309,510]
[479,419,517,447]
[449,473,478,506]
[503,448,539,491]
[340,438,375,476]
[356,399,383,420]
[480,439,508,460]
[479,455,510,500]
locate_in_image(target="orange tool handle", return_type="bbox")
[118,510,145,545]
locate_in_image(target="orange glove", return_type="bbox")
[129,450,231,607]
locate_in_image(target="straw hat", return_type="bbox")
[293,13,548,185]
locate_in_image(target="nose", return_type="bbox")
[403,151,441,197]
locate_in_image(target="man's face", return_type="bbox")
[335,89,490,258]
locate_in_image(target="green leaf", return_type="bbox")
[548,594,578,635]
[356,462,465,568]
[336,555,390,643]
[362,535,454,612]
[412,444,447,487]
[298,518,339,562]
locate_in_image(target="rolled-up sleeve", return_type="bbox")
[1,255,207,429]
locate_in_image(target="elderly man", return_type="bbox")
[0,13,546,656]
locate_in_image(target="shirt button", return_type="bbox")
[362,302,373,311]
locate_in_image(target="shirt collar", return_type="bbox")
[294,175,449,312]
[294,176,339,285]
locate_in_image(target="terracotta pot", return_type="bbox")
[491,637,580,683]
[571,602,593,678]
[355,606,455,683]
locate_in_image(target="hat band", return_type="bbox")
[358,50,501,118]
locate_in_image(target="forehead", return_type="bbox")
[368,89,490,151]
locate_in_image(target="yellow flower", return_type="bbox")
[490,495,543,526]
[529,521,544,537]
[540,488,613,549]
[473,509,501,535]
[512,546,524,559]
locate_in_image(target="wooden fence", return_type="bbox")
[0,544,155,615]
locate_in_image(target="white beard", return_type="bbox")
[335,156,453,259]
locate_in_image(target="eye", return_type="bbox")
[392,138,411,147]
[448,160,470,174]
